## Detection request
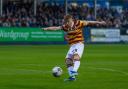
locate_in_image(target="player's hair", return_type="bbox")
[64,14,73,23]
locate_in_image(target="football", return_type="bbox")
[52,66,63,77]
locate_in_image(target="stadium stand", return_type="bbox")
[0,0,128,28]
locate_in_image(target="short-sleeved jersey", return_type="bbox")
[62,20,87,45]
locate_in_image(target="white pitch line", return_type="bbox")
[19,64,65,67]
[88,67,128,76]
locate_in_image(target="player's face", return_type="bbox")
[64,18,74,28]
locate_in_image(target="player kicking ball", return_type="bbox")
[42,15,106,81]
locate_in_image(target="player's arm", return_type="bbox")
[42,26,62,31]
[82,20,106,26]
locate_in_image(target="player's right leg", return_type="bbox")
[65,58,76,81]
[65,58,74,76]
[64,46,77,81]
[64,42,84,81]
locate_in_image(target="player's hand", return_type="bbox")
[42,28,48,30]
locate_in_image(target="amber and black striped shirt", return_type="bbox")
[62,20,87,45]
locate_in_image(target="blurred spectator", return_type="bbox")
[0,1,128,28]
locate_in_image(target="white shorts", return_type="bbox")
[65,42,84,59]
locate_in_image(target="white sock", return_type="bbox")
[73,61,80,72]
[68,66,73,76]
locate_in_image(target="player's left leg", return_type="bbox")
[71,43,84,76]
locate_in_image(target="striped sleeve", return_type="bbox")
[61,25,67,31]
[80,20,88,27]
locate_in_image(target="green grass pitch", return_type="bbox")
[0,44,128,89]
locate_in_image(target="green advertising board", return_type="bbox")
[0,27,64,42]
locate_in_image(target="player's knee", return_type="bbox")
[65,58,73,67]
[73,54,80,61]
